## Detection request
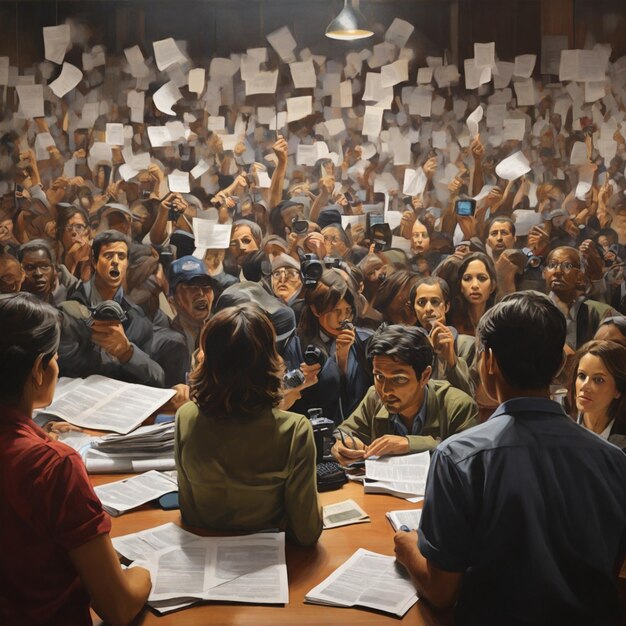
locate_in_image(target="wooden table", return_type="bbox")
[90,476,450,626]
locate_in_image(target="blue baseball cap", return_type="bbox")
[168,255,214,295]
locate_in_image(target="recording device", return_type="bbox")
[291,216,309,236]
[323,256,346,271]
[455,198,476,217]
[503,248,543,273]
[141,189,151,199]
[283,368,306,389]
[304,344,327,368]
[167,199,180,222]
[366,212,385,236]
[339,319,354,331]
[369,223,392,252]
[89,300,127,325]
[158,247,174,274]
[344,191,354,204]
[298,248,324,288]
[308,408,347,491]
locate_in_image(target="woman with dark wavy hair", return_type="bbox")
[176,302,322,546]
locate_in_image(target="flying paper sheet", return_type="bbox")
[514,79,535,106]
[49,62,83,98]
[417,67,433,84]
[466,105,484,138]
[494,61,514,89]
[465,58,491,90]
[362,106,384,137]
[503,118,526,141]
[266,26,297,62]
[385,18,414,49]
[381,59,408,88]
[474,42,495,69]
[124,46,149,78]
[105,123,124,146]
[245,70,278,96]
[286,96,312,122]
[153,38,187,72]
[495,151,531,180]
[403,167,428,196]
[575,163,597,201]
[289,59,316,89]
[43,24,70,65]
[153,81,182,115]
[188,68,205,94]
[514,54,536,78]
[147,126,172,148]
[190,159,211,179]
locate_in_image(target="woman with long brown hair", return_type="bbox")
[175,302,322,546]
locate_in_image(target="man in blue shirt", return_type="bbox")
[394,291,626,625]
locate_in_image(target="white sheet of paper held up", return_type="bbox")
[17,85,44,118]
[192,218,232,249]
[190,159,210,180]
[474,42,495,69]
[465,58,491,90]
[124,46,149,78]
[286,96,312,122]
[35,133,56,161]
[168,170,190,194]
[153,81,182,116]
[494,61,514,89]
[417,67,433,84]
[290,59,316,89]
[381,59,408,88]
[43,24,70,65]
[466,105,484,138]
[503,118,526,141]
[153,38,186,72]
[403,167,427,196]
[362,106,384,137]
[245,70,278,96]
[188,68,205,94]
[514,79,535,106]
[105,123,125,146]
[495,151,531,180]
[147,126,172,148]
[49,62,82,98]
[0,57,8,86]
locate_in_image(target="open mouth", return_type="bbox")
[109,269,120,279]
[193,300,209,311]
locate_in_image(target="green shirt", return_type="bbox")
[339,380,479,452]
[175,402,322,546]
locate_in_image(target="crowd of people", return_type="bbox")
[1,17,626,626]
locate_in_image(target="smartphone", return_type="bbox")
[344,191,354,204]
[455,199,476,217]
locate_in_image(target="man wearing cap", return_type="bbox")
[270,253,303,307]
[99,203,135,237]
[151,256,216,387]
[57,230,165,387]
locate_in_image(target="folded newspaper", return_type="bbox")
[386,509,423,532]
[58,422,176,473]
[363,451,430,499]
[305,548,417,617]
[36,375,175,434]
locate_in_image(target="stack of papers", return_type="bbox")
[113,521,199,562]
[94,470,177,516]
[386,509,423,532]
[37,375,175,434]
[363,452,431,500]
[58,422,176,473]
[135,532,289,614]
[322,499,369,529]
[305,548,417,617]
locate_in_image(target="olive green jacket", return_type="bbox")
[175,402,322,546]
[339,380,479,453]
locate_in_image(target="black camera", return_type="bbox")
[167,201,180,222]
[299,250,324,288]
[292,217,309,236]
[89,300,127,325]
[283,368,306,389]
[339,319,354,331]
[304,344,326,368]
[369,223,392,252]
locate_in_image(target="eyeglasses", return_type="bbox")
[415,297,444,308]
[546,261,579,272]
[272,268,300,281]
[64,223,88,233]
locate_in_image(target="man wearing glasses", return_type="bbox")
[330,325,478,464]
[544,246,617,351]
[269,254,303,306]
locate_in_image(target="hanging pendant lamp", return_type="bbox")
[325,0,374,41]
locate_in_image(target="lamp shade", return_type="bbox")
[325,0,374,40]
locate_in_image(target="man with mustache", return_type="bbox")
[330,325,478,465]
[58,230,165,386]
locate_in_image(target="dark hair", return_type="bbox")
[298,269,356,350]
[409,276,451,306]
[92,230,130,262]
[0,293,60,401]
[598,316,626,338]
[17,239,56,265]
[189,303,283,419]
[371,270,420,322]
[56,205,89,243]
[367,324,434,379]
[546,246,580,265]
[476,291,566,390]
[486,216,516,238]
[567,340,626,424]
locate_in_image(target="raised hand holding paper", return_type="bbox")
[495,150,531,180]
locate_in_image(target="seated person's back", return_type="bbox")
[175,303,322,547]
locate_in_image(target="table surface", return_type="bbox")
[90,476,450,626]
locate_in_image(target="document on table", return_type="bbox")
[363,452,431,499]
[386,509,423,532]
[113,522,199,562]
[38,375,175,434]
[305,548,417,617]
[143,532,288,605]
[323,499,369,529]
[94,470,177,516]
